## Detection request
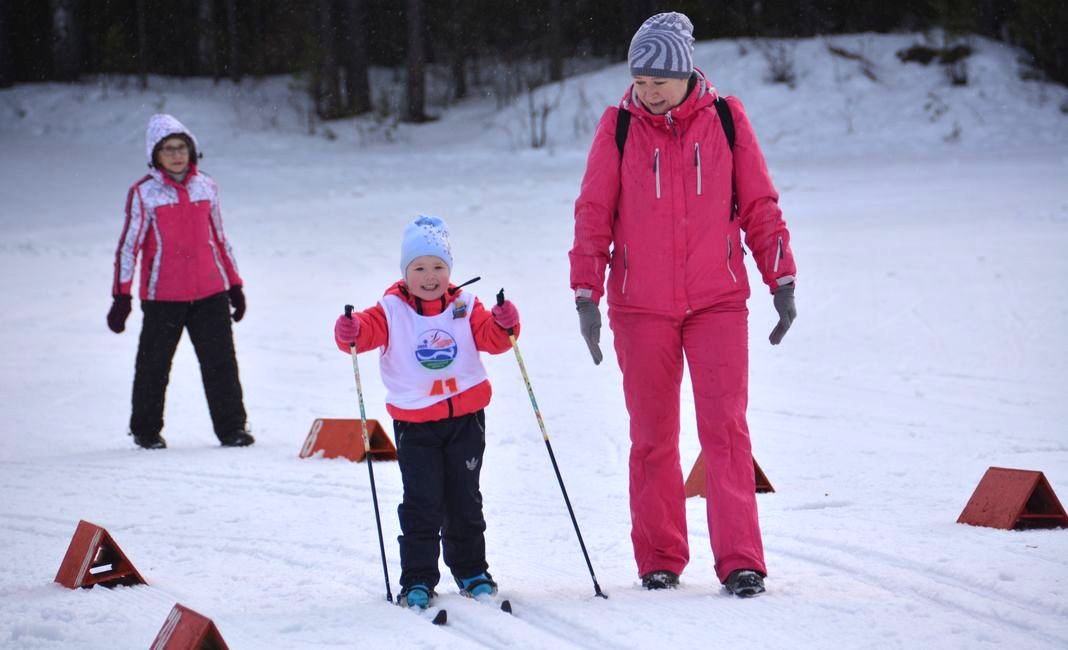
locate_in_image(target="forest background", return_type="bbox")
[3,0,1067,125]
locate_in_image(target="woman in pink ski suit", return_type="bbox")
[569,12,797,597]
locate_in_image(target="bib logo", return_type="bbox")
[415,330,458,370]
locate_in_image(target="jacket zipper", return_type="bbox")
[653,149,661,199]
[773,236,783,273]
[694,143,702,195]
[621,244,629,294]
[726,235,738,283]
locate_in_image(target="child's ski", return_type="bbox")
[410,607,448,625]
[471,594,513,614]
[399,602,447,625]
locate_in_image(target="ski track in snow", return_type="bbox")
[432,597,588,650]
[772,534,1068,646]
[13,446,1067,648]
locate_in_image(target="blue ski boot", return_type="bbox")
[456,572,497,598]
[398,584,434,609]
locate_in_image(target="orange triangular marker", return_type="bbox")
[299,418,398,462]
[150,604,230,650]
[957,467,1068,530]
[54,520,146,589]
[684,455,774,498]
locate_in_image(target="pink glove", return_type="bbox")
[491,300,520,330]
[334,313,360,346]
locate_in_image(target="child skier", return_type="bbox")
[333,215,521,609]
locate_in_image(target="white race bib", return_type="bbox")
[379,291,489,411]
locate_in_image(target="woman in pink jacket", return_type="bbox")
[569,12,797,597]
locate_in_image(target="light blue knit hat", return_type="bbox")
[400,215,453,276]
[628,12,695,79]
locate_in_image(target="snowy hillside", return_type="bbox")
[1,32,1067,649]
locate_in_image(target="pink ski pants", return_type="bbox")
[609,305,766,583]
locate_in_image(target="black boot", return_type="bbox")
[641,570,679,590]
[132,433,166,449]
[219,429,255,447]
[724,569,765,598]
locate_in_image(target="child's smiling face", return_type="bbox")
[405,255,450,301]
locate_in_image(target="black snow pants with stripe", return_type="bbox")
[129,291,247,441]
[394,409,489,590]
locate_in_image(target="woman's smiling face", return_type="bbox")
[632,75,689,115]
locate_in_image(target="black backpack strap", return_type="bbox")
[713,96,735,150]
[611,108,631,232]
[713,96,738,220]
[615,107,631,158]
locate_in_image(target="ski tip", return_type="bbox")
[500,599,512,614]
[432,609,448,625]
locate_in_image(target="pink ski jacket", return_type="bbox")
[570,71,795,315]
[112,114,242,301]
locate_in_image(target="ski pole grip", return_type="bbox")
[495,289,516,337]
[345,304,354,320]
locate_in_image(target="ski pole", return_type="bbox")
[495,289,607,599]
[345,304,392,604]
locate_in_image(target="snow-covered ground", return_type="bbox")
[1,33,1067,649]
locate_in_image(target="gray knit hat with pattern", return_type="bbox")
[628,12,695,79]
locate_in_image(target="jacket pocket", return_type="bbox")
[606,243,632,302]
[726,235,738,284]
[206,239,230,289]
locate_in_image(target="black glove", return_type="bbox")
[228,285,246,322]
[769,284,796,345]
[107,295,132,333]
[576,297,603,365]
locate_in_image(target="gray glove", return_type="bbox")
[769,284,796,345]
[576,297,603,365]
